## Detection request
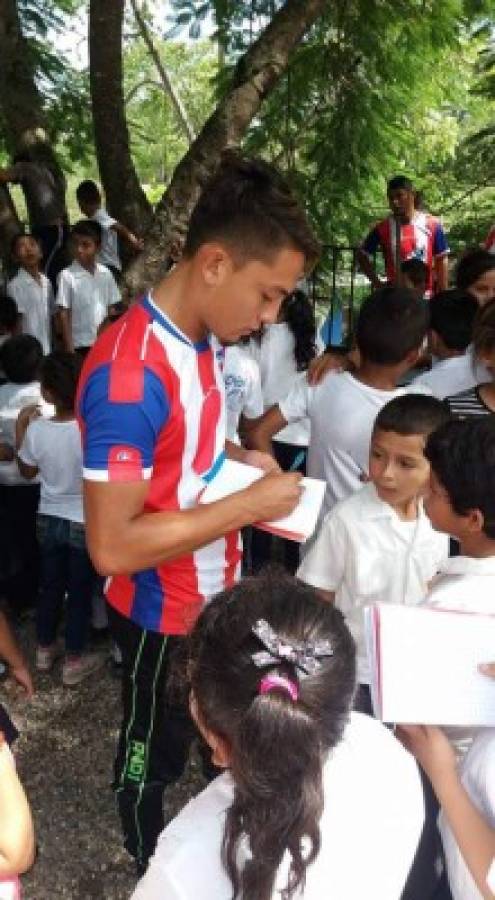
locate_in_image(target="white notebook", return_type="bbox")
[365,603,495,726]
[200,458,325,543]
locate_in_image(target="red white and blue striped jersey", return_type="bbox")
[362,212,449,296]
[485,225,495,254]
[77,295,242,636]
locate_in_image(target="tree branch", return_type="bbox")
[129,0,196,145]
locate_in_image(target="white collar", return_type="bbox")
[439,555,495,577]
[357,482,423,525]
[70,261,100,279]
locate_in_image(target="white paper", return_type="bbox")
[365,603,495,726]
[200,458,325,543]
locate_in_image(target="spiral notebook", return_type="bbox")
[200,458,325,543]
[365,602,495,726]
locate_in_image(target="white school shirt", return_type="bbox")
[7,268,53,353]
[426,555,495,614]
[412,349,490,400]
[279,371,425,519]
[488,859,495,892]
[439,730,495,900]
[0,382,54,486]
[297,483,449,684]
[223,345,263,444]
[132,711,424,900]
[56,261,120,348]
[92,207,121,271]
[249,324,313,446]
[18,418,84,523]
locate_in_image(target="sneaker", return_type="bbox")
[62,652,106,687]
[36,642,63,673]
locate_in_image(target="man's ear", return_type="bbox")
[404,346,421,368]
[195,242,233,288]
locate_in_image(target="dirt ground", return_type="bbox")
[5,622,204,900]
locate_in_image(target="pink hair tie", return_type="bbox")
[259,674,299,702]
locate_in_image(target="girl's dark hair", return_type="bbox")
[455,248,495,291]
[187,573,356,900]
[425,418,495,539]
[279,290,317,371]
[183,152,321,272]
[472,298,495,362]
[40,352,81,411]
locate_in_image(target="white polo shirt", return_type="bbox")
[412,350,490,400]
[426,555,495,614]
[56,261,120,349]
[223,346,263,444]
[297,483,449,683]
[92,207,121,271]
[7,268,53,354]
[279,372,427,519]
[439,729,495,900]
[132,711,424,900]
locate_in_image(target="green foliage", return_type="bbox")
[123,37,218,186]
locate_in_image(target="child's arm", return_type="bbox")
[0,612,33,698]
[246,404,287,454]
[15,408,40,481]
[57,308,73,353]
[297,512,346,597]
[0,734,35,877]
[399,725,495,900]
[111,221,144,253]
[318,589,336,604]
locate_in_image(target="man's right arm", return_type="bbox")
[356,226,383,290]
[85,472,302,576]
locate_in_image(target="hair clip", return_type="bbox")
[251,619,333,677]
[259,674,299,702]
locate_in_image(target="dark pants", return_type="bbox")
[36,514,96,655]
[250,441,306,574]
[0,483,40,615]
[107,606,199,869]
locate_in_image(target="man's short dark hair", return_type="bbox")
[456,248,495,292]
[71,219,102,245]
[0,294,20,332]
[183,152,320,272]
[374,394,450,439]
[429,289,478,351]
[76,180,101,205]
[355,286,429,365]
[1,334,43,384]
[387,175,413,193]
[425,418,495,539]
[401,258,428,288]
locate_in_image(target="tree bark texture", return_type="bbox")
[122,0,328,297]
[0,184,21,268]
[89,0,153,236]
[0,0,66,250]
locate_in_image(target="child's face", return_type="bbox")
[78,198,98,217]
[369,428,431,509]
[15,236,42,269]
[72,235,99,270]
[423,470,462,537]
[468,270,495,307]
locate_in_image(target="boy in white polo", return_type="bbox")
[56,219,120,357]
[7,233,53,354]
[249,286,431,521]
[297,394,450,711]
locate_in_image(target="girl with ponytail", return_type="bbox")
[132,573,424,900]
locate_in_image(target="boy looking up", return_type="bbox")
[56,220,120,357]
[249,286,430,519]
[76,180,143,278]
[78,153,319,872]
[297,394,450,711]
[7,233,53,354]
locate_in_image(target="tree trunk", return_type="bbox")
[0,0,66,251]
[0,184,21,270]
[123,0,327,297]
[89,0,153,236]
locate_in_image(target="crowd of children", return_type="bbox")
[0,166,494,900]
